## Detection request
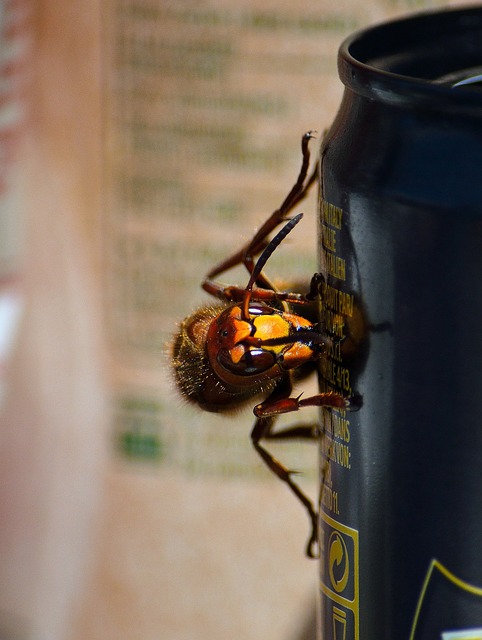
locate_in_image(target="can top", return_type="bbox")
[339,6,482,113]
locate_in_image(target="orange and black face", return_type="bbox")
[172,301,324,413]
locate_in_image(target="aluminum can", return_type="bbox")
[318,7,482,639]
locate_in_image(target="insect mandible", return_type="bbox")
[171,132,351,558]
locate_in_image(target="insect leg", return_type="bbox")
[201,280,307,304]
[254,385,348,418]
[261,422,318,440]
[243,130,318,262]
[203,132,318,298]
[203,221,323,306]
[250,415,319,558]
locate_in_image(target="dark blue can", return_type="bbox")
[319,7,482,639]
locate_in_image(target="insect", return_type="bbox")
[171,132,350,557]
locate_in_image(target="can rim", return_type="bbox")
[338,5,482,113]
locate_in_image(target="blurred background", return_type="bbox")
[0,1,473,639]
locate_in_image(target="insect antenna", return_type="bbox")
[242,213,303,320]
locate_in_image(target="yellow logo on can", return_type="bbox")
[329,531,350,594]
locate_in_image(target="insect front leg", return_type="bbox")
[254,390,348,418]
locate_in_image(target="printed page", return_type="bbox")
[73,2,460,640]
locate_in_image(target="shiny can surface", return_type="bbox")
[318,7,482,639]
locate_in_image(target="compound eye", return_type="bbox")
[217,348,276,376]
